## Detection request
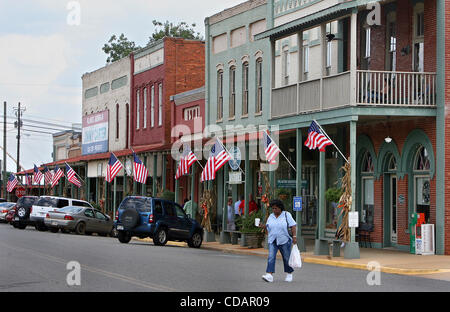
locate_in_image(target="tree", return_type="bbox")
[102,34,140,64]
[148,20,203,44]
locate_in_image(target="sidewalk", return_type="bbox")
[136,237,450,276]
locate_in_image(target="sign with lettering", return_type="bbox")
[229,171,242,185]
[82,110,109,155]
[293,197,302,212]
[349,212,359,228]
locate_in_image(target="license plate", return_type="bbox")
[52,222,58,226]
[14,217,19,221]
[117,225,124,230]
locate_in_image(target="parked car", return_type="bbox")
[44,206,114,235]
[115,196,203,248]
[0,202,17,223]
[11,196,39,229]
[30,196,93,231]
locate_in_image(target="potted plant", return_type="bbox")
[235,210,265,248]
[325,187,343,209]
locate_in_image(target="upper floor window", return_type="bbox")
[136,90,140,130]
[303,45,309,74]
[365,28,371,59]
[229,66,236,118]
[143,87,147,129]
[256,58,263,114]
[158,84,163,126]
[151,85,155,128]
[242,62,249,116]
[413,3,424,72]
[217,70,224,120]
[116,104,119,140]
[362,151,374,173]
[282,46,290,85]
[414,146,430,172]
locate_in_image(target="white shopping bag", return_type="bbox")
[289,245,302,268]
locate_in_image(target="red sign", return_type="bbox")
[15,187,26,198]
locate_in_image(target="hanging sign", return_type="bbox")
[349,211,359,228]
[229,171,242,185]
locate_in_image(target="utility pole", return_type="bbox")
[3,101,6,199]
[13,102,26,174]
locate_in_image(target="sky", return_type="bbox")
[0,0,245,173]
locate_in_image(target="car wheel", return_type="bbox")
[50,227,59,233]
[118,231,131,244]
[98,232,107,237]
[75,222,86,235]
[61,229,70,234]
[109,227,117,238]
[188,231,203,248]
[17,224,27,230]
[120,208,139,230]
[153,228,168,246]
[12,223,19,229]
[17,207,27,219]
[36,224,48,232]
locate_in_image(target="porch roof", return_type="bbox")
[255,0,372,41]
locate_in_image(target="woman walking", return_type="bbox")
[261,199,297,283]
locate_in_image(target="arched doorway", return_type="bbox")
[412,145,431,223]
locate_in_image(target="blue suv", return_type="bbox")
[115,196,203,248]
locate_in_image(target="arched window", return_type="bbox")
[229,66,236,118]
[362,151,374,173]
[413,145,430,222]
[388,153,397,172]
[242,62,249,116]
[414,146,431,171]
[255,58,263,114]
[217,69,223,120]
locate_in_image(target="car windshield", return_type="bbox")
[35,197,58,207]
[58,207,83,214]
[17,197,37,208]
[119,197,151,212]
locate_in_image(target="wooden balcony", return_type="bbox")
[271,70,436,119]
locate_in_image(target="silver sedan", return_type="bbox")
[44,206,114,236]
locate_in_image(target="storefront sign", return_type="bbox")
[276,180,296,189]
[293,197,302,212]
[349,211,359,228]
[82,110,109,155]
[228,146,241,171]
[229,171,242,185]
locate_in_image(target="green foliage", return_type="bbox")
[148,20,203,44]
[159,190,175,202]
[325,187,343,203]
[102,33,141,64]
[235,210,264,234]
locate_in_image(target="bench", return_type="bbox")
[223,230,241,245]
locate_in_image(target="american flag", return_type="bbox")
[43,165,53,185]
[304,121,332,152]
[175,145,198,180]
[7,174,18,193]
[51,165,64,188]
[201,139,231,182]
[33,165,43,185]
[66,164,82,188]
[25,173,32,186]
[133,152,148,184]
[263,130,280,164]
[106,153,123,183]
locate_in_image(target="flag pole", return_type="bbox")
[266,131,297,173]
[313,119,349,164]
[217,138,245,176]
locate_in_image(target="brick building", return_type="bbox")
[130,37,205,198]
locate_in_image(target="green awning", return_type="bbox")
[255,0,373,41]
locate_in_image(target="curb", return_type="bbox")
[135,239,449,276]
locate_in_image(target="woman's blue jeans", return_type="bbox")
[266,240,294,274]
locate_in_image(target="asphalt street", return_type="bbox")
[1,223,449,292]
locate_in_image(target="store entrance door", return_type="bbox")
[390,175,397,244]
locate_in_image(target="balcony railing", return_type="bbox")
[271,70,436,119]
[357,70,436,106]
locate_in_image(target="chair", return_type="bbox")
[357,223,373,248]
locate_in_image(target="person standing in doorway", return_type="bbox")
[227,197,235,231]
[260,199,297,283]
[234,195,243,219]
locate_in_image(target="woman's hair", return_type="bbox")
[269,199,284,211]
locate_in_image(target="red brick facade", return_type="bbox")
[444,0,450,255]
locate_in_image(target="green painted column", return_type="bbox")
[220,168,231,244]
[435,0,445,255]
[113,178,117,218]
[141,155,147,196]
[344,120,360,259]
[162,154,166,191]
[296,129,306,252]
[314,150,328,255]
[153,153,157,197]
[190,163,196,218]
[241,142,250,247]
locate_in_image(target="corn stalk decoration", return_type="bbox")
[200,189,216,232]
[261,171,273,227]
[335,161,352,242]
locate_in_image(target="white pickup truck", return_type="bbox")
[30,196,93,231]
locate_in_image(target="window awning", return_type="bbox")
[254,0,372,41]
